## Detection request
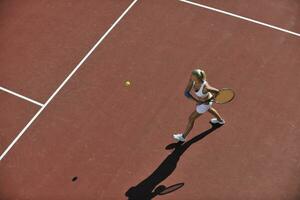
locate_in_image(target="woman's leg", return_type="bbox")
[182,111,201,138]
[208,107,223,121]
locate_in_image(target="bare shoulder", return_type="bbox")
[205,81,213,88]
[185,78,194,91]
[205,81,211,87]
[205,81,219,92]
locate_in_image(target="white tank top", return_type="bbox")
[194,81,210,98]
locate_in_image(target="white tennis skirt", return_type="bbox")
[196,101,213,114]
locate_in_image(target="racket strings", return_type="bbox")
[215,89,235,104]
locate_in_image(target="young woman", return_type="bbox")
[173,69,225,142]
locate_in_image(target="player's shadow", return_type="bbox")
[125,124,222,200]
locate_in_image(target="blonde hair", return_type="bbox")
[192,69,206,81]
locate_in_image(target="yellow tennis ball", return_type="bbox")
[125,80,131,86]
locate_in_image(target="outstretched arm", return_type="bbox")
[206,83,220,97]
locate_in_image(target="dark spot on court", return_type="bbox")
[72,176,78,182]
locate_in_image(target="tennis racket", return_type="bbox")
[213,88,235,104]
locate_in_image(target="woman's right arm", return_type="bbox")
[184,79,199,103]
[184,79,193,98]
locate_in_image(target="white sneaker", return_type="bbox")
[173,133,186,142]
[210,118,225,125]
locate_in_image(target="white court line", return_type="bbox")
[0,86,43,107]
[0,0,139,161]
[179,0,300,37]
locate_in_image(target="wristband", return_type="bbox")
[184,91,192,98]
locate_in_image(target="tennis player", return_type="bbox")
[173,69,225,142]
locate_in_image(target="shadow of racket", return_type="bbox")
[156,183,185,195]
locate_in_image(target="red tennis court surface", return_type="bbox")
[1,0,300,199]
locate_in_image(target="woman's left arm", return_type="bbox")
[206,83,220,96]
